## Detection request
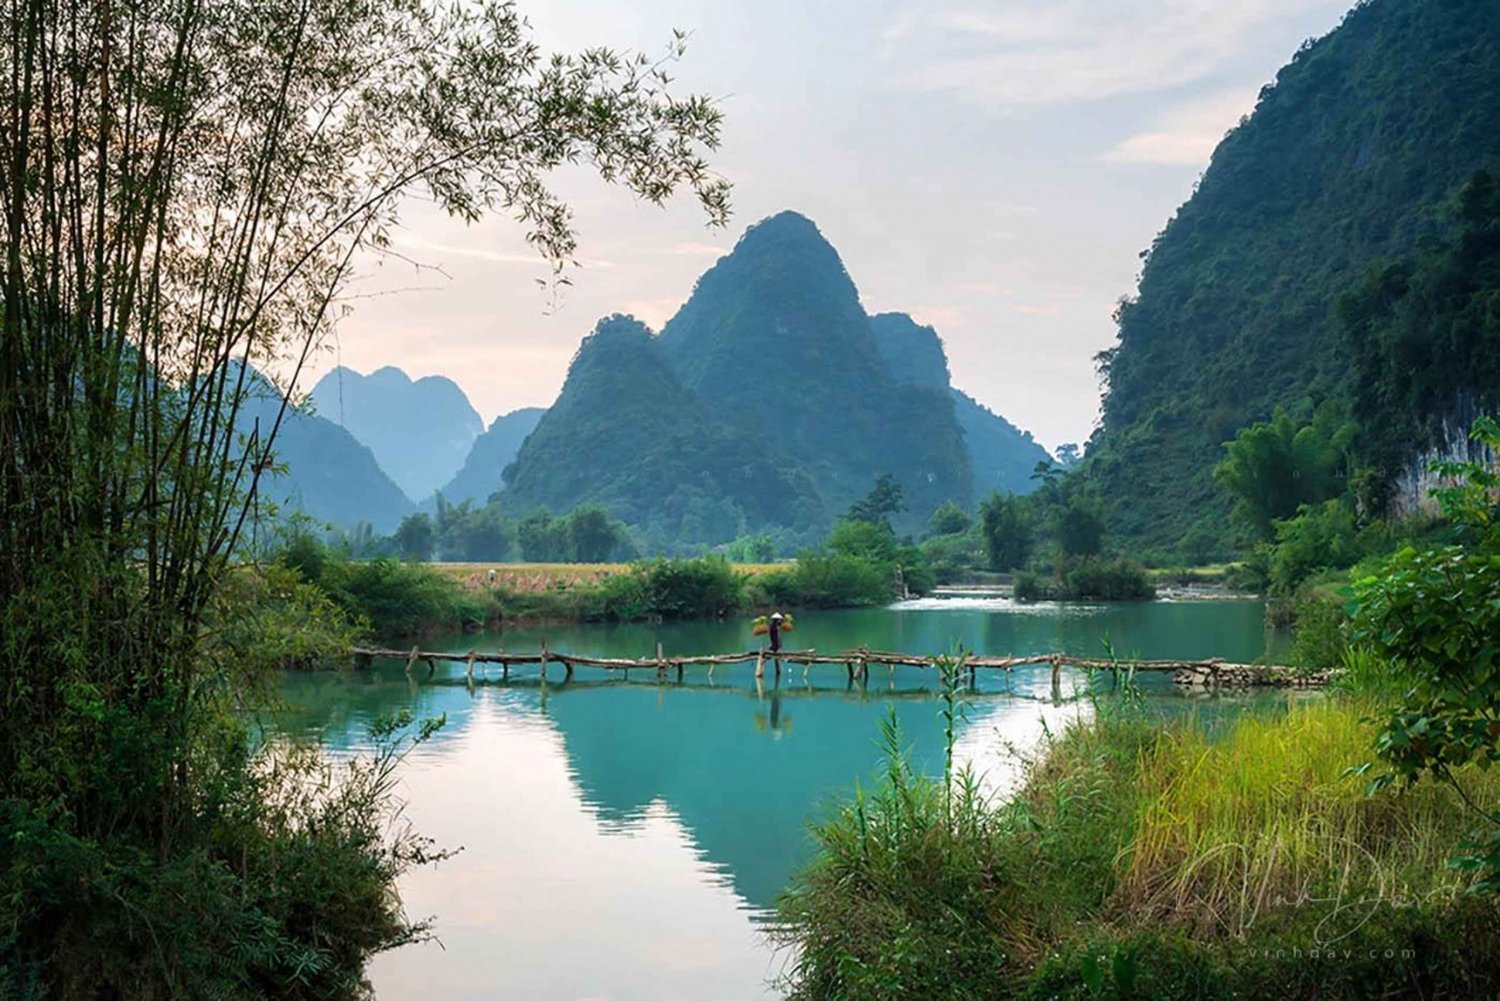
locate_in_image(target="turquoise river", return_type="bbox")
[275,596,1293,1000]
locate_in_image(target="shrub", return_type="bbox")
[1015,558,1156,601]
[318,557,496,635]
[633,556,746,619]
[757,553,892,608]
[1267,499,1360,595]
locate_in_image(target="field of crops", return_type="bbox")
[430,562,785,593]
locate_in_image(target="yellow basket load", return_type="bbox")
[751,614,794,636]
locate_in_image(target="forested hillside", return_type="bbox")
[440,407,546,505]
[869,311,1051,499]
[501,316,819,542]
[1088,0,1500,556]
[658,212,972,526]
[310,365,483,502]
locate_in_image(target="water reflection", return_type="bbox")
[272,599,1289,999]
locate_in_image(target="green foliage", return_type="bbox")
[847,474,906,530]
[210,563,362,673]
[0,714,448,1000]
[826,518,899,563]
[1342,171,1500,510]
[926,500,972,537]
[314,556,496,636]
[1350,418,1500,892]
[779,696,1500,1000]
[627,556,746,620]
[434,495,512,561]
[1266,498,1360,594]
[0,0,734,990]
[757,554,892,609]
[1213,406,1356,541]
[978,492,1032,572]
[725,532,777,563]
[1015,558,1156,602]
[1089,0,1500,553]
[515,505,630,562]
[774,711,1016,1000]
[1055,496,1106,558]
[1283,591,1350,672]
[393,512,437,561]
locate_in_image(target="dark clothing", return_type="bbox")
[768,620,782,652]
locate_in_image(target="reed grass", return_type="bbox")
[1117,699,1499,938]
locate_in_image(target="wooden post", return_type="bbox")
[466,651,476,680]
[676,661,684,682]
[425,656,436,679]
[539,638,548,680]
[656,641,666,679]
[564,658,574,680]
[1050,656,1062,701]
[845,660,854,683]
[404,645,420,675]
[858,655,868,684]
[755,648,765,679]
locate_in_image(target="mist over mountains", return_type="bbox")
[309,366,483,503]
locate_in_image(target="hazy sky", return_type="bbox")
[319,0,1356,453]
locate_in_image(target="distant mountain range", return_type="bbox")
[262,213,1049,542]
[494,211,1048,543]
[233,366,413,534]
[309,365,483,502]
[439,407,546,505]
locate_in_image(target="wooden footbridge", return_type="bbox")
[348,643,1328,689]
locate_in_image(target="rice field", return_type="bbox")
[428,561,786,593]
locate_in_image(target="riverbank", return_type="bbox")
[262,538,933,649]
[775,691,1500,999]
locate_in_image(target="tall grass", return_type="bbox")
[778,674,1500,999]
[1117,700,1498,937]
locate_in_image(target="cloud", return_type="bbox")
[394,232,616,270]
[665,241,729,257]
[1100,87,1260,165]
[878,1,1315,107]
[956,282,1014,296]
[1014,303,1062,316]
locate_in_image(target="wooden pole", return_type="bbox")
[656,641,666,679]
[404,645,420,675]
[539,638,548,680]
[466,650,476,680]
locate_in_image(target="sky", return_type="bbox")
[318,0,1357,454]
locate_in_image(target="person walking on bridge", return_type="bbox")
[767,611,785,655]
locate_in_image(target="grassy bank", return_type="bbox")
[776,694,1500,999]
[258,531,925,646]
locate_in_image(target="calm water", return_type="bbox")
[275,597,1290,1000]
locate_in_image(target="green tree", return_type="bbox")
[848,474,906,530]
[1213,405,1356,541]
[567,505,623,562]
[0,1,729,991]
[978,492,1032,572]
[395,513,438,561]
[926,500,972,537]
[1351,417,1500,892]
[1055,496,1106,558]
[517,510,567,562]
[827,518,899,564]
